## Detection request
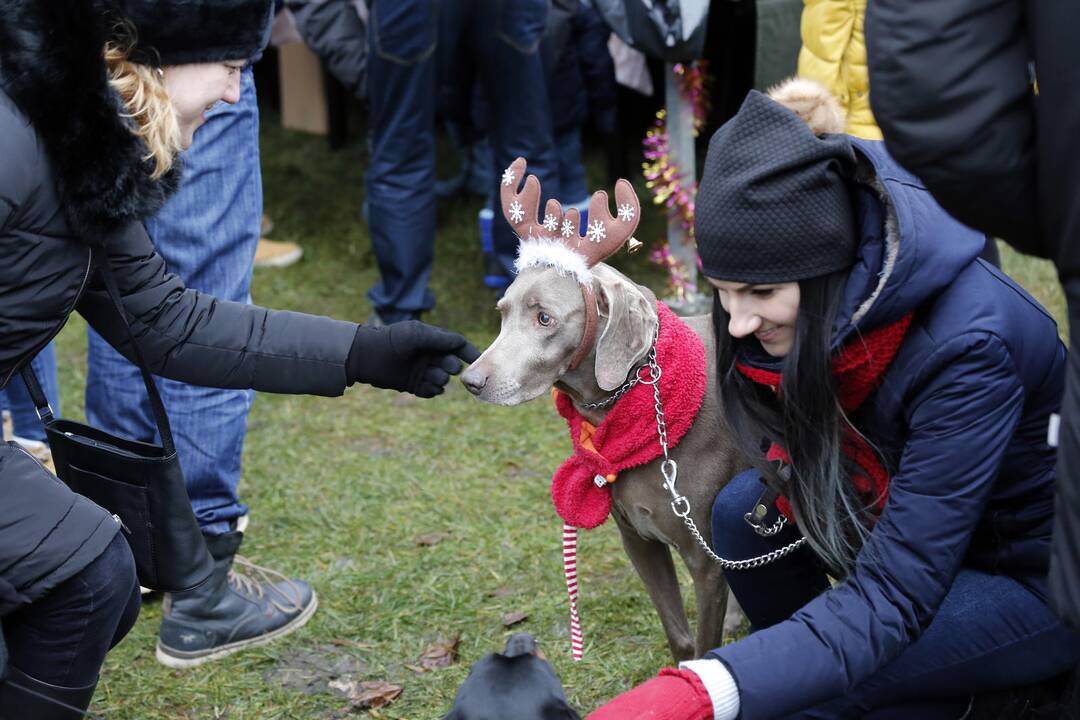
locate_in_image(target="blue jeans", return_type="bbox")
[366,0,558,319]
[711,470,1080,718]
[85,69,260,536]
[555,126,588,208]
[1,534,140,686]
[0,343,59,443]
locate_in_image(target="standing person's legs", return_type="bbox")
[1,343,60,443]
[365,0,438,324]
[84,69,316,668]
[86,70,259,535]
[474,0,559,288]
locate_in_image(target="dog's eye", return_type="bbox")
[537,311,553,327]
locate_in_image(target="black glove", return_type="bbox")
[347,321,480,398]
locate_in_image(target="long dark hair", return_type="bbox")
[714,270,875,574]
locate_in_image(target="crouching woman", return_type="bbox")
[590,79,1080,718]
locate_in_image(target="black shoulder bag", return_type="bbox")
[20,252,213,593]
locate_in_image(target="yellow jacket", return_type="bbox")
[797,0,882,140]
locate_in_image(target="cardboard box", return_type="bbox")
[278,41,328,135]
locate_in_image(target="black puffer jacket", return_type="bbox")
[865,0,1079,278]
[0,0,357,616]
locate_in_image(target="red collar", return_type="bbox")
[551,303,708,528]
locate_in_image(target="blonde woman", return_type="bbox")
[0,1,477,715]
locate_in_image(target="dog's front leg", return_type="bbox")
[680,544,729,658]
[612,512,695,662]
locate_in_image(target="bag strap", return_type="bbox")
[20,246,177,455]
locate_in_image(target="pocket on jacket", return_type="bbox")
[371,0,438,66]
[496,0,547,54]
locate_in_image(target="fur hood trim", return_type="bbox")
[0,0,180,244]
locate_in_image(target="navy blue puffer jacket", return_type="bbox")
[704,138,1066,718]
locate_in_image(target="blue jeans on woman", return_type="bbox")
[0,343,59,443]
[85,69,260,536]
[711,469,1080,719]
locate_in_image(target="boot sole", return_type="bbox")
[154,592,318,669]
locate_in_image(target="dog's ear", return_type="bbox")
[592,267,655,391]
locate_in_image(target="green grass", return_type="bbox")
[53,116,1064,718]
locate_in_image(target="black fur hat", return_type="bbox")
[0,0,269,243]
[116,0,273,67]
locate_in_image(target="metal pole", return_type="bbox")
[663,63,709,314]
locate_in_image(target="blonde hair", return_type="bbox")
[103,41,182,179]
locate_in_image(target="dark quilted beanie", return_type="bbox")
[695,90,858,283]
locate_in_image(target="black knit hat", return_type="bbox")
[695,89,858,284]
[114,0,273,66]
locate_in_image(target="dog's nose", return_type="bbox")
[461,367,486,395]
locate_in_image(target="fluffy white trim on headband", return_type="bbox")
[515,238,593,284]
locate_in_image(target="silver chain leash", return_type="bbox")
[642,342,807,570]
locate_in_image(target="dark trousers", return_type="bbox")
[1051,278,1080,629]
[1,534,140,686]
[365,0,557,320]
[712,470,1080,718]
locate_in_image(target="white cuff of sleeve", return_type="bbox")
[680,659,740,720]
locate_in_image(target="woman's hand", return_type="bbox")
[588,668,715,720]
[347,321,480,398]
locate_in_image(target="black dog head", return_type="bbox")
[443,634,580,720]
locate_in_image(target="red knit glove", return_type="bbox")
[587,668,714,720]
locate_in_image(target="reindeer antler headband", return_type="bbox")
[500,157,642,370]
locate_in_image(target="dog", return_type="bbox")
[443,634,580,720]
[462,258,744,661]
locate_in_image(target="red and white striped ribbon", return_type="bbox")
[563,523,584,660]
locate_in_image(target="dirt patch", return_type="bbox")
[263,644,368,695]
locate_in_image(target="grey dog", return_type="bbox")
[462,262,744,661]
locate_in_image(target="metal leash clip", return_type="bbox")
[661,458,690,517]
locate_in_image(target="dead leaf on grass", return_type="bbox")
[418,635,460,670]
[414,532,450,546]
[487,586,514,598]
[502,611,529,627]
[329,679,403,709]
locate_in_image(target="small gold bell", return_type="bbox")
[627,237,643,254]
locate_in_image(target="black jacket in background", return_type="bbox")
[865,0,1080,628]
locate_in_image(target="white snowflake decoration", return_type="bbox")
[586,219,607,243]
[501,167,516,187]
[543,213,558,233]
[561,218,576,238]
[508,200,525,224]
[617,203,636,222]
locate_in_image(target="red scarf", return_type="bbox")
[552,303,707,529]
[736,313,913,522]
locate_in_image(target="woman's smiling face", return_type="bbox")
[163,61,245,148]
[708,278,801,357]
